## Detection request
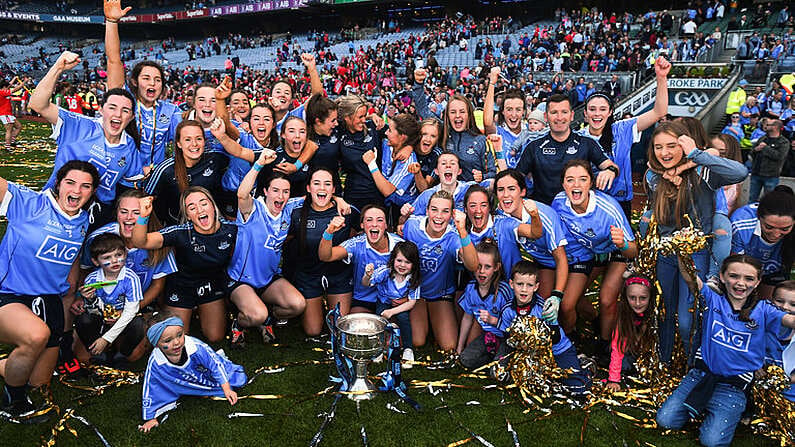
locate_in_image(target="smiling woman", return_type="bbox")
[0,161,98,421]
[29,51,140,231]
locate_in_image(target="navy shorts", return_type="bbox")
[425,293,455,303]
[350,298,377,312]
[0,293,64,347]
[293,271,353,299]
[164,278,228,309]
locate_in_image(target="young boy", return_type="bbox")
[497,261,591,393]
[768,280,795,401]
[73,233,146,364]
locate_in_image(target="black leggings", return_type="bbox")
[74,312,146,357]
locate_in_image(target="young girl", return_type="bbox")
[606,275,657,391]
[644,122,748,363]
[400,190,478,351]
[140,313,246,433]
[457,240,513,369]
[656,255,795,447]
[768,280,795,403]
[362,241,421,366]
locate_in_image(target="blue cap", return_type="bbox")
[739,79,748,86]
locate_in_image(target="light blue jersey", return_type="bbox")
[120,99,183,188]
[81,222,178,291]
[576,117,639,201]
[381,140,418,206]
[341,232,403,303]
[497,293,573,356]
[458,280,513,336]
[369,265,420,305]
[45,108,137,204]
[142,336,246,420]
[493,203,568,270]
[275,102,306,133]
[402,216,462,299]
[221,130,266,193]
[496,123,526,169]
[731,204,785,278]
[227,196,304,287]
[552,190,634,263]
[0,183,89,295]
[411,180,491,216]
[83,265,143,312]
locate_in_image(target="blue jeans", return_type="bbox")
[708,213,731,279]
[376,302,413,349]
[657,251,709,363]
[657,369,746,447]
[748,175,779,203]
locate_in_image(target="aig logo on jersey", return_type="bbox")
[710,320,751,352]
[36,235,81,265]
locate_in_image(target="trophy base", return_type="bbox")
[346,377,377,401]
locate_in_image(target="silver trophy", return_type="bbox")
[335,313,388,401]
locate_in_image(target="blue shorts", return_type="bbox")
[293,271,353,299]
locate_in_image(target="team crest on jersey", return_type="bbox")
[218,241,230,250]
[158,114,170,124]
[364,133,373,143]
[566,146,577,155]
[744,319,759,330]
[433,245,443,255]
[280,221,289,231]
[585,229,596,238]
[466,146,475,155]
[329,135,338,143]
[202,168,214,177]
[118,157,127,167]
[116,294,126,305]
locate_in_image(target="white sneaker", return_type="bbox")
[402,348,414,369]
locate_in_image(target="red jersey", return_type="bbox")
[0,89,12,115]
[64,95,84,114]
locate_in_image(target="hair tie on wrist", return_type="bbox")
[252,163,264,172]
[293,160,304,170]
[136,216,149,225]
[322,231,334,241]
[460,235,472,247]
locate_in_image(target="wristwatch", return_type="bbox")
[604,165,619,176]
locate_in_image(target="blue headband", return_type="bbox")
[147,316,184,345]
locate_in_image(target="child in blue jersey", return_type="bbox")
[319,204,404,313]
[497,261,590,394]
[457,241,513,369]
[730,188,795,298]
[657,255,795,446]
[606,276,657,391]
[74,233,146,365]
[768,281,795,402]
[552,160,637,358]
[29,51,139,228]
[400,190,478,352]
[140,314,245,433]
[0,161,98,420]
[580,55,671,217]
[364,114,421,217]
[362,241,421,366]
[400,151,490,218]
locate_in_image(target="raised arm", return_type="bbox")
[237,149,277,220]
[636,56,671,132]
[30,52,81,124]
[132,196,165,250]
[410,69,434,119]
[209,118,254,162]
[363,149,397,197]
[483,67,500,135]
[454,210,478,272]
[518,199,543,240]
[301,53,324,97]
[215,77,240,141]
[103,0,132,90]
